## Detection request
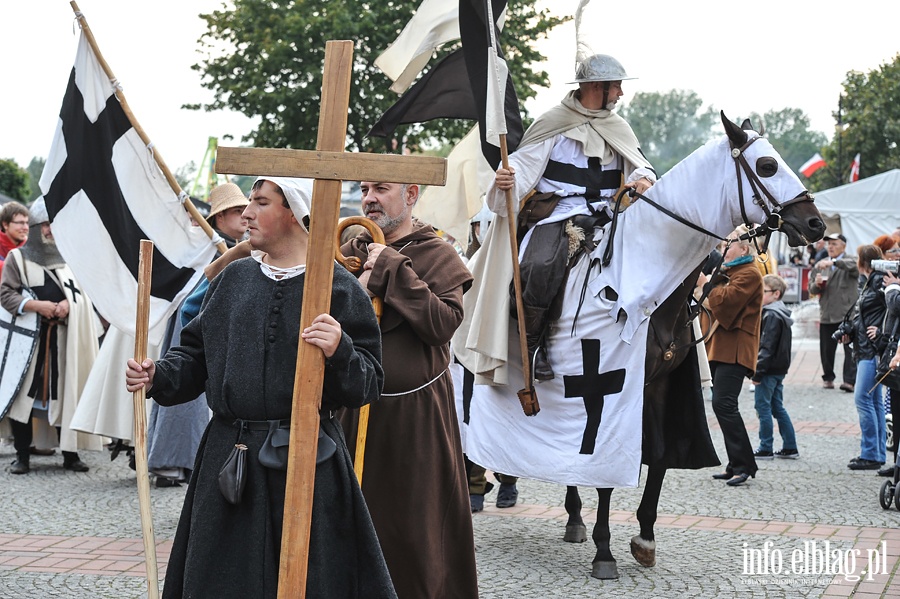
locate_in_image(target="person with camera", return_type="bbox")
[847,244,888,470]
[698,229,762,487]
[874,233,900,477]
[809,233,859,392]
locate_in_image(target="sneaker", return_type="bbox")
[848,458,883,470]
[774,449,800,459]
[822,381,835,389]
[839,383,854,393]
[470,494,485,513]
[753,450,774,460]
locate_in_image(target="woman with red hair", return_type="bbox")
[873,233,900,259]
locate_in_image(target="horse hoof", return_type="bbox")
[591,560,619,580]
[564,523,587,543]
[630,535,656,567]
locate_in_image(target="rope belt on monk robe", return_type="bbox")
[380,368,449,397]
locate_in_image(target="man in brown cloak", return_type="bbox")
[339,181,478,598]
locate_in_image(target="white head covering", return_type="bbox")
[255,177,314,232]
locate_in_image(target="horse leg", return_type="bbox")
[630,465,666,567]
[563,486,587,543]
[591,488,618,579]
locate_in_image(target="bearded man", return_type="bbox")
[1,198,101,474]
[339,181,478,598]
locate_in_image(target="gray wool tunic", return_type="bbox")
[149,258,396,599]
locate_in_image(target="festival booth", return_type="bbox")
[813,169,900,251]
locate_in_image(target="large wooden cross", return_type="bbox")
[215,41,447,599]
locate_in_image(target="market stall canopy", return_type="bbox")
[814,168,900,250]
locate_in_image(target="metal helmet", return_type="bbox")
[570,54,635,84]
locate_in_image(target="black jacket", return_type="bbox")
[852,271,887,361]
[753,300,793,381]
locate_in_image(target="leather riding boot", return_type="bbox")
[523,306,554,381]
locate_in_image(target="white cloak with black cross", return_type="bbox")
[5,251,102,452]
[463,255,648,488]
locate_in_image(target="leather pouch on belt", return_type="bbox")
[258,421,336,470]
[218,443,248,505]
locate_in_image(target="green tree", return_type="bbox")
[0,159,30,202]
[174,161,198,193]
[617,89,717,175]
[26,157,45,202]
[189,0,566,153]
[745,108,828,176]
[824,54,900,182]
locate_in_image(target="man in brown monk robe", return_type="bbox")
[339,181,478,598]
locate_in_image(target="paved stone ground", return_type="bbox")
[1,301,898,598]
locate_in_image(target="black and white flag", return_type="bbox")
[41,32,216,346]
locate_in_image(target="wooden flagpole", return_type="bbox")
[479,0,538,415]
[68,2,226,255]
[132,240,159,599]
[499,135,539,416]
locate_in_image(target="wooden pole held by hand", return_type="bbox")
[499,135,540,416]
[133,239,159,599]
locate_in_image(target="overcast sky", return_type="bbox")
[2,1,899,176]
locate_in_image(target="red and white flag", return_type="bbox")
[849,153,861,182]
[799,152,826,178]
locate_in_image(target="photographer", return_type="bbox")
[809,234,858,392]
[874,233,900,477]
[847,245,888,470]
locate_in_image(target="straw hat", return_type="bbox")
[207,183,249,219]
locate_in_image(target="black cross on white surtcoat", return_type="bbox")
[563,338,626,455]
[63,279,81,303]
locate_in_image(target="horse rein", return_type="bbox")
[600,133,814,360]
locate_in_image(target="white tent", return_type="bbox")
[813,168,900,250]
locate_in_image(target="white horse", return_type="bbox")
[454,113,826,578]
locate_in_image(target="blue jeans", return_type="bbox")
[854,358,886,462]
[754,374,797,452]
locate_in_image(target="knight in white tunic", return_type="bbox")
[1,198,102,474]
[488,54,656,381]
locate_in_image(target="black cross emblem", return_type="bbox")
[563,338,626,455]
[63,279,81,304]
[42,68,194,301]
[0,314,39,419]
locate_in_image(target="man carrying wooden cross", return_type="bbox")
[338,180,478,598]
[125,176,397,599]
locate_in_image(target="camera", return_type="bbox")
[832,320,854,342]
[872,260,899,274]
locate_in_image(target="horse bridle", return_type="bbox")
[601,133,815,360]
[730,134,815,253]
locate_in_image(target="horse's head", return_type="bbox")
[721,112,826,246]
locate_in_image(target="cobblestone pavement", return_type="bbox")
[1,308,898,598]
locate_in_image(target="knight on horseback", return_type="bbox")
[491,53,657,382]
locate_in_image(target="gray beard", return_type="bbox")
[20,224,66,270]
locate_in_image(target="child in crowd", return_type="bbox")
[752,274,799,459]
